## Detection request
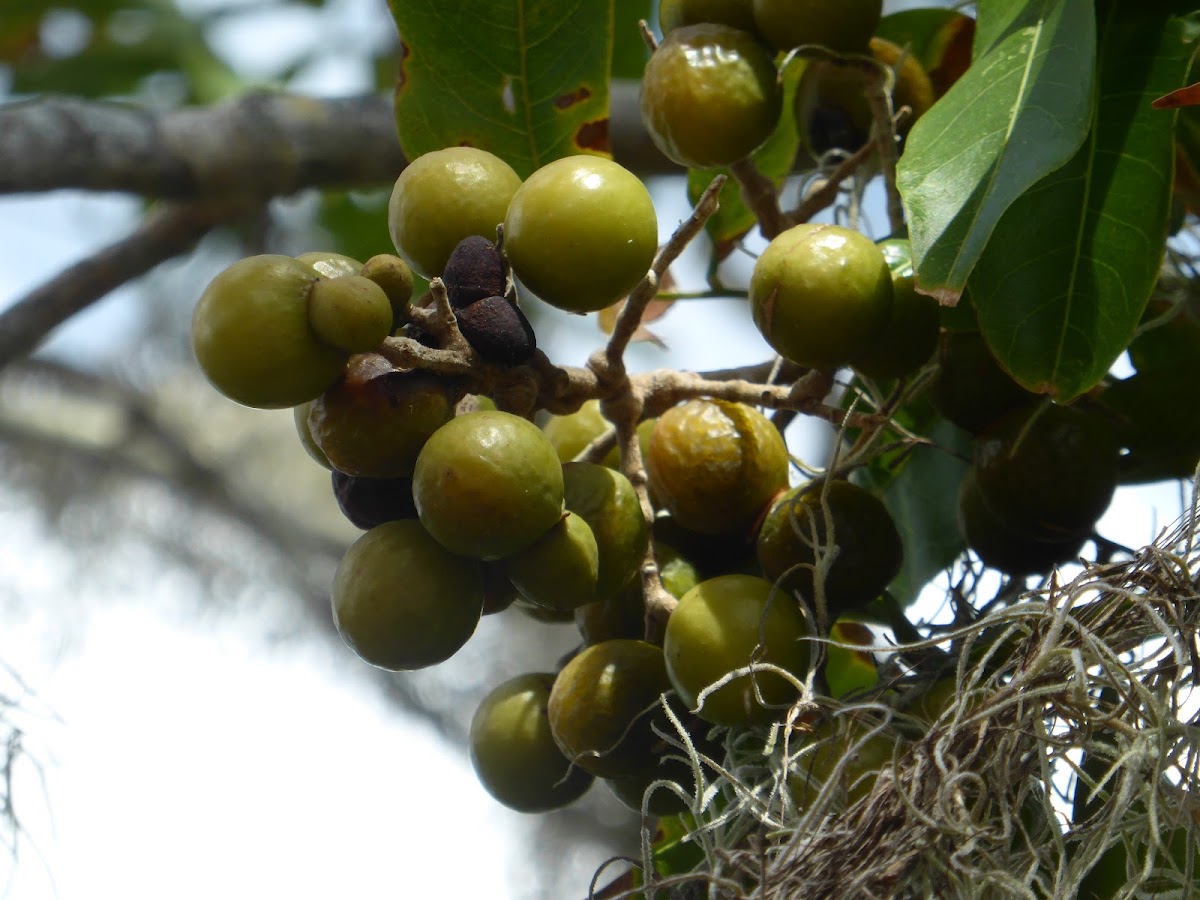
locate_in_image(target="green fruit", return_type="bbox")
[823,619,878,698]
[504,512,600,613]
[788,713,906,812]
[359,254,415,330]
[293,399,332,469]
[192,254,347,408]
[331,519,484,670]
[504,156,658,313]
[656,539,702,600]
[469,673,594,812]
[542,400,654,469]
[973,403,1119,544]
[931,330,1038,434]
[658,0,758,34]
[752,0,881,54]
[640,24,781,169]
[413,410,565,560]
[295,250,363,279]
[756,480,903,615]
[307,274,394,353]
[562,462,651,601]
[851,238,940,380]
[646,398,789,535]
[749,223,893,371]
[664,574,812,726]
[547,639,672,777]
[388,147,522,278]
[575,580,646,645]
[957,467,1085,576]
[307,355,460,478]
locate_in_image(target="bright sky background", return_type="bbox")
[0,1,1195,898]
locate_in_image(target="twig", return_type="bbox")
[791,140,877,224]
[730,158,790,240]
[0,201,247,370]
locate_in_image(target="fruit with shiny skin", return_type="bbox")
[388,147,522,278]
[646,399,789,535]
[307,274,394,353]
[192,254,348,409]
[851,238,940,380]
[295,250,362,279]
[664,574,812,726]
[307,354,460,478]
[931,330,1038,435]
[973,403,1119,545]
[504,512,600,613]
[330,470,417,530]
[795,37,935,158]
[503,156,658,313]
[640,24,781,169]
[562,462,650,601]
[547,639,672,777]
[957,467,1085,576]
[658,0,758,34]
[542,400,655,469]
[359,254,414,330]
[752,0,881,54]
[749,223,893,371]
[756,479,903,615]
[469,672,594,812]
[413,410,565,560]
[331,519,484,670]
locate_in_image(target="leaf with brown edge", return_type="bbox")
[388,0,613,178]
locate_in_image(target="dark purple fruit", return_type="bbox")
[442,236,508,309]
[455,296,536,366]
[331,470,418,530]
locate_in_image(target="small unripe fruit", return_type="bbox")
[562,462,650,601]
[307,274,394,353]
[360,254,415,330]
[504,512,600,613]
[295,250,362,279]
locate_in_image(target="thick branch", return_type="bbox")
[0,83,675,199]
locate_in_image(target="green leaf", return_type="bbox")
[611,0,652,80]
[388,1,614,178]
[896,0,1096,304]
[968,5,1194,401]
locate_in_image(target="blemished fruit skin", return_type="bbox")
[503,156,658,313]
[750,223,893,371]
[469,673,595,813]
[752,0,882,54]
[387,147,522,278]
[640,24,782,169]
[412,410,565,560]
[330,470,418,531]
[454,295,537,366]
[756,479,903,615]
[664,574,812,726]
[645,399,789,535]
[192,254,348,409]
[331,519,484,670]
[547,639,673,777]
[442,236,508,310]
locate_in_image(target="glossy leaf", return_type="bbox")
[896,0,1096,305]
[969,4,1193,401]
[612,0,652,80]
[389,1,613,177]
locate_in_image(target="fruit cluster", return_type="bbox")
[183,0,1195,849]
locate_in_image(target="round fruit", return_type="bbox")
[575,581,646,645]
[542,400,655,469]
[788,714,906,812]
[469,672,595,813]
[442,235,508,309]
[307,274,395,353]
[359,254,415,330]
[330,470,418,530]
[973,403,1119,544]
[331,519,484,670]
[749,223,893,371]
[562,462,651,601]
[850,238,940,380]
[547,639,672,777]
[504,512,600,613]
[752,0,881,54]
[756,479,903,615]
[192,254,348,408]
[455,295,537,366]
[658,0,758,35]
[664,573,812,726]
[640,24,781,169]
[931,330,1038,434]
[957,467,1085,576]
[795,37,935,157]
[295,250,363,279]
[293,399,332,469]
[646,398,789,535]
[412,410,565,560]
[503,156,658,313]
[307,355,460,478]
[387,147,522,278]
